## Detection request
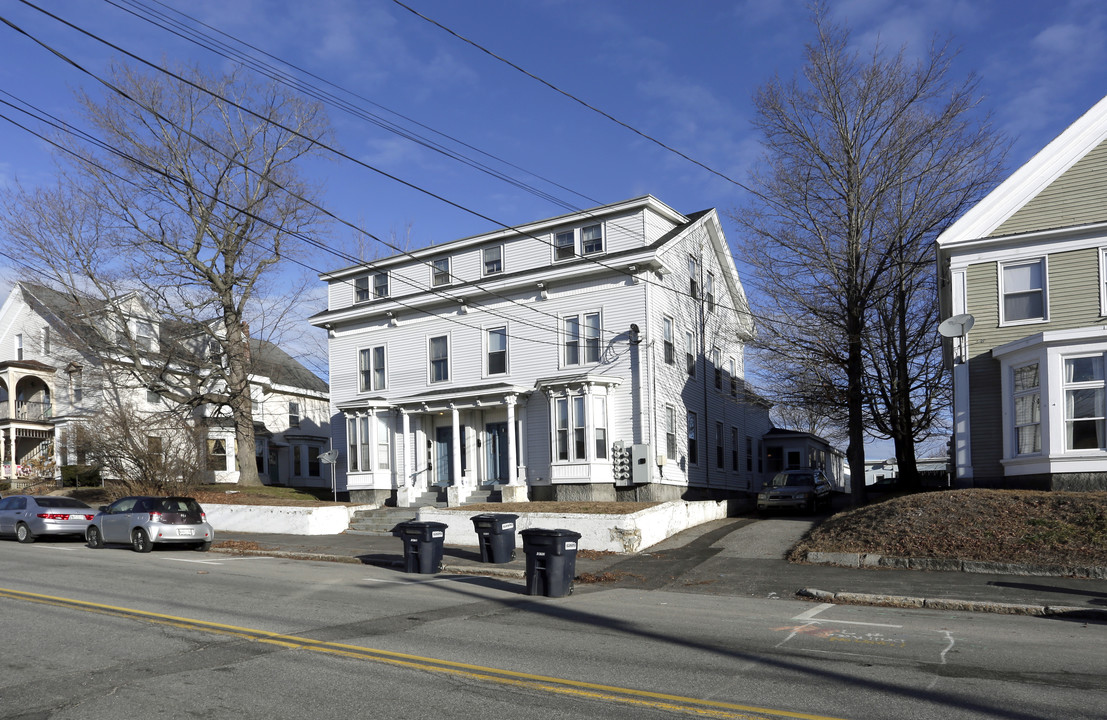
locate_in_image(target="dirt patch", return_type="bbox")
[792,489,1107,566]
[212,539,267,553]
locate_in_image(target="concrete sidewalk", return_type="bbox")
[212,517,1107,620]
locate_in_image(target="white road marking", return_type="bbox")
[32,545,81,551]
[938,630,955,665]
[793,603,834,620]
[164,556,273,566]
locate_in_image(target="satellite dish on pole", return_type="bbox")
[318,449,340,464]
[938,313,975,338]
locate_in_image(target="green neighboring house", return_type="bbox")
[937,95,1107,491]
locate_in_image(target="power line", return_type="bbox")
[390,0,755,195]
[3,1,785,341]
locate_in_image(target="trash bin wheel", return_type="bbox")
[511,549,517,560]
[568,582,574,595]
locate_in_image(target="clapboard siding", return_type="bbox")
[993,139,1107,237]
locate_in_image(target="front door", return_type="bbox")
[485,422,508,484]
[434,426,453,485]
[268,447,280,484]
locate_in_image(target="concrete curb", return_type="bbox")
[804,551,1107,579]
[797,587,1107,619]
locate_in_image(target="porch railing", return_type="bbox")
[0,401,53,422]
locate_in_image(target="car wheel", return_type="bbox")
[195,541,212,552]
[131,529,153,553]
[15,523,35,543]
[87,526,104,549]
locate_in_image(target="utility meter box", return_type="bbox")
[630,443,651,484]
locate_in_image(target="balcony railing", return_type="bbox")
[0,401,53,422]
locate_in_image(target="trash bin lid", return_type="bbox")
[520,527,581,539]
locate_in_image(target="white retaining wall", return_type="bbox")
[205,503,376,535]
[416,500,730,553]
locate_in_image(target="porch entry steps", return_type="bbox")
[346,486,502,536]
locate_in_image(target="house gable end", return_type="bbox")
[991,137,1107,237]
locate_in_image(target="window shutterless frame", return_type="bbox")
[999,258,1047,325]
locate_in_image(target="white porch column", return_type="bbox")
[505,395,518,485]
[583,383,595,461]
[9,429,16,480]
[450,404,461,486]
[401,410,412,486]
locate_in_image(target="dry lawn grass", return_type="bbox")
[791,489,1107,566]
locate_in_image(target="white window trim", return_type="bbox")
[551,389,606,464]
[998,257,1048,326]
[662,316,675,365]
[552,223,605,263]
[483,324,509,377]
[358,344,387,392]
[561,310,602,368]
[483,245,505,276]
[1010,360,1042,458]
[1100,248,1107,317]
[1062,353,1106,452]
[431,257,452,287]
[428,333,451,385]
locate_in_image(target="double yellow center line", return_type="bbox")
[1,586,847,720]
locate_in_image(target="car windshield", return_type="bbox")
[768,473,815,488]
[34,497,92,509]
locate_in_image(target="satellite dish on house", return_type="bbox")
[318,449,340,464]
[938,313,975,338]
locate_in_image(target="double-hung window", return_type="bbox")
[207,438,228,472]
[715,422,724,469]
[594,397,608,459]
[483,246,503,275]
[376,415,391,469]
[581,224,603,254]
[564,312,600,366]
[713,348,722,390]
[665,406,677,460]
[373,272,389,299]
[1012,363,1041,455]
[687,411,698,465]
[1001,259,1046,323]
[359,346,386,391]
[487,327,507,375]
[432,258,451,286]
[731,427,739,471]
[706,273,716,313]
[685,330,696,377]
[355,275,370,303]
[289,402,300,428]
[347,418,360,472]
[663,316,675,364]
[689,257,700,300]
[429,336,449,383]
[555,230,575,260]
[1064,356,1105,450]
[729,358,738,397]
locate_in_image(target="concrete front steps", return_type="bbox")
[347,485,503,535]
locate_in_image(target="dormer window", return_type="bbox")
[373,272,389,299]
[432,258,451,286]
[555,231,574,261]
[355,276,370,303]
[581,224,603,255]
[136,321,155,351]
[483,246,503,275]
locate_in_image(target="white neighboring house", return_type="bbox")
[311,195,774,505]
[0,282,329,489]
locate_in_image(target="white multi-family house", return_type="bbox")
[937,94,1107,491]
[0,281,329,488]
[311,196,774,505]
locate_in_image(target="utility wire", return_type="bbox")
[4,1,775,336]
[391,0,755,195]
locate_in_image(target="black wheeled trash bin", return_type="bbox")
[471,513,519,564]
[520,528,581,597]
[391,520,448,574]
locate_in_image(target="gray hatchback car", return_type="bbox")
[0,495,97,542]
[86,496,214,552]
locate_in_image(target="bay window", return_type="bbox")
[1064,356,1105,450]
[1013,363,1041,455]
[552,391,608,462]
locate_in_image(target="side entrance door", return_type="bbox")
[485,422,508,484]
[434,426,453,485]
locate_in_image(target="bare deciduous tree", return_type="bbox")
[1,63,332,485]
[732,8,1005,504]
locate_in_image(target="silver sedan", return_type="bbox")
[0,495,97,542]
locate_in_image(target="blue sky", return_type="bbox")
[2,0,1107,456]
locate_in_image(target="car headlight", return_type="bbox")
[795,492,810,499]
